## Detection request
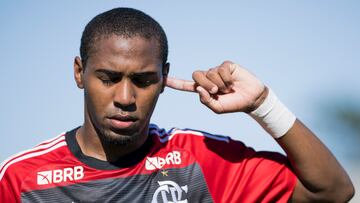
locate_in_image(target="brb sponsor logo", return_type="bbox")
[37,166,84,185]
[145,151,181,170]
[152,180,188,203]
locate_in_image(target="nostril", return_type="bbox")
[113,102,137,112]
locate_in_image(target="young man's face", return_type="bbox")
[75,35,168,145]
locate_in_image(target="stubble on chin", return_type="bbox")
[99,128,143,146]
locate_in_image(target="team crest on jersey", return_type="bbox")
[152,180,188,203]
[37,166,84,185]
[145,151,181,170]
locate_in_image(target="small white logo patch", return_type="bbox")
[37,166,84,185]
[145,151,181,170]
[152,180,188,203]
[37,170,52,185]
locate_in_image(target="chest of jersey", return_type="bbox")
[20,149,213,203]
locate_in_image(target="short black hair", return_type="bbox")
[80,7,168,66]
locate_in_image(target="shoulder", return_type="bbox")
[149,124,254,159]
[0,132,68,182]
[149,124,231,142]
[150,124,230,145]
[149,124,291,165]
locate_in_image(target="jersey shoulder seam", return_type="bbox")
[149,124,230,143]
[0,132,67,181]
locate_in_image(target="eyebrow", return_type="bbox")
[95,69,160,77]
[95,69,122,76]
[131,72,159,77]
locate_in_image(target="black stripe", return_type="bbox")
[21,163,213,203]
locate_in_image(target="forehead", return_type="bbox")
[87,35,162,71]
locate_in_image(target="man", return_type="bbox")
[0,7,354,202]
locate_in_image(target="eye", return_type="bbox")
[101,79,113,86]
[98,75,122,86]
[131,76,152,87]
[130,74,160,88]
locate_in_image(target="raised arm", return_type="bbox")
[165,61,354,202]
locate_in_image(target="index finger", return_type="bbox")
[165,77,196,92]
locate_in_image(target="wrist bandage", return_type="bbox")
[250,88,296,139]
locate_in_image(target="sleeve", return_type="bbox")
[0,170,21,203]
[193,136,297,203]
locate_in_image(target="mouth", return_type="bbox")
[107,114,138,130]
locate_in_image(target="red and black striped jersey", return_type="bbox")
[0,124,296,202]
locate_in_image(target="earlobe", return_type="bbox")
[161,63,170,93]
[74,56,84,89]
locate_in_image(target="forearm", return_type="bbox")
[250,87,354,201]
[277,120,354,201]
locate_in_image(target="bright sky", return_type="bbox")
[1,1,359,169]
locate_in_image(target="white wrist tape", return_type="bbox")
[250,88,296,139]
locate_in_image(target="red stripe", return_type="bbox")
[0,134,65,174]
[0,140,67,181]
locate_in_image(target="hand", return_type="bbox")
[165,61,266,114]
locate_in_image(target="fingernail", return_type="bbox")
[210,87,217,94]
[223,89,230,93]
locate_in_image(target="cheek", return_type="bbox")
[137,87,162,113]
[84,84,112,117]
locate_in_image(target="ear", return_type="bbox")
[74,56,85,89]
[161,62,170,93]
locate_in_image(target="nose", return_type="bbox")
[113,78,136,109]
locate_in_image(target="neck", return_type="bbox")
[76,121,149,162]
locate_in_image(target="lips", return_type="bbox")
[107,114,138,130]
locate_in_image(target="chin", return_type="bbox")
[102,129,143,146]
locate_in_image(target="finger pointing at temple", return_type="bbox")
[165,77,197,92]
